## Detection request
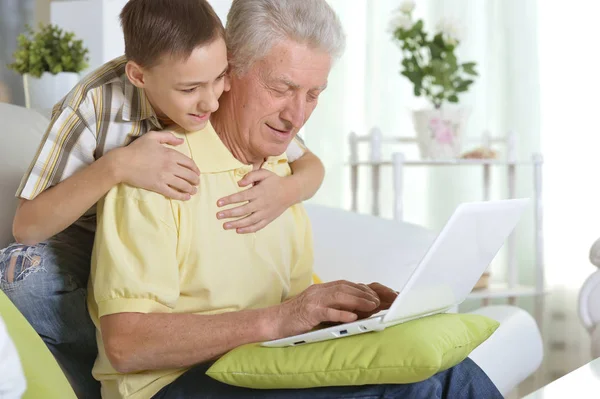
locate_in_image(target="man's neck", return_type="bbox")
[211,94,264,169]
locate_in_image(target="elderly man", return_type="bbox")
[89,0,504,398]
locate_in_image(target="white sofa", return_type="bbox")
[0,103,543,396]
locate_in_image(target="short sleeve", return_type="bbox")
[91,186,180,318]
[16,93,98,199]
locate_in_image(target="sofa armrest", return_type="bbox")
[468,305,543,396]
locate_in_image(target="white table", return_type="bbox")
[524,358,600,398]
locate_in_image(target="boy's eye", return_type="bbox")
[180,87,197,93]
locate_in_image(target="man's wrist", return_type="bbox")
[256,305,283,342]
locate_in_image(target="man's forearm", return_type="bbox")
[13,150,124,245]
[101,306,280,373]
[288,151,325,203]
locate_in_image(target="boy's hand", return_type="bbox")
[115,131,200,200]
[216,169,297,234]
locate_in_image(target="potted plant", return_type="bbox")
[7,23,89,113]
[389,1,478,159]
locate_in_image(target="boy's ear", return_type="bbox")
[125,61,146,88]
[223,67,232,93]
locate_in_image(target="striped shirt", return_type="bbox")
[16,55,307,232]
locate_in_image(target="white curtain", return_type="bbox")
[304,0,542,286]
[538,1,600,288]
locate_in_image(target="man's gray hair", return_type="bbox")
[226,0,346,76]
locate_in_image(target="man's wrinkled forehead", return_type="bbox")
[255,41,332,89]
[274,75,328,91]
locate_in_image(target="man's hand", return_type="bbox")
[112,130,200,201]
[355,282,399,320]
[270,280,382,339]
[216,169,296,234]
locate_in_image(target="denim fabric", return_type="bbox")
[152,357,503,399]
[0,225,100,399]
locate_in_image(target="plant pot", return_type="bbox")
[412,108,470,160]
[23,72,79,115]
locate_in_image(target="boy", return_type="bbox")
[0,0,324,397]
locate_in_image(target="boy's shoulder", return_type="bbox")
[55,56,130,114]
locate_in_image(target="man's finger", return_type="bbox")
[327,291,379,313]
[357,283,380,301]
[320,308,358,324]
[368,282,398,304]
[339,285,380,307]
[325,281,380,305]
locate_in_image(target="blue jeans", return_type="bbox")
[152,357,503,399]
[0,225,100,399]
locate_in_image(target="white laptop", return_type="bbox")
[262,198,529,348]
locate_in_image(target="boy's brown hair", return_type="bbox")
[120,0,225,68]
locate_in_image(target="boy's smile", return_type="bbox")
[126,37,230,132]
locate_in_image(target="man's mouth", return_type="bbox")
[266,123,292,135]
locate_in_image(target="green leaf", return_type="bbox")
[413,85,422,97]
[462,62,478,75]
[448,95,459,103]
[6,22,89,76]
[455,79,474,92]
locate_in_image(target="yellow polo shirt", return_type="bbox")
[88,123,314,399]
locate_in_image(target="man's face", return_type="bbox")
[132,37,230,131]
[228,39,332,158]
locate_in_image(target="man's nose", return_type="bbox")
[281,95,306,129]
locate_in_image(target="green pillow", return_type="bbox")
[0,290,77,398]
[206,313,499,389]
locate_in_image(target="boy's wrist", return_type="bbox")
[283,174,304,206]
[103,147,127,185]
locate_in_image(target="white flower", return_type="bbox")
[398,0,416,14]
[435,18,463,43]
[388,14,413,33]
[445,37,458,47]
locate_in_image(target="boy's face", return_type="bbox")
[127,37,229,131]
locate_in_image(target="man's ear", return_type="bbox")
[125,60,146,88]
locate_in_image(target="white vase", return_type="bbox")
[412,108,470,160]
[23,72,80,116]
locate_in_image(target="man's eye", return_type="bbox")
[180,87,197,93]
